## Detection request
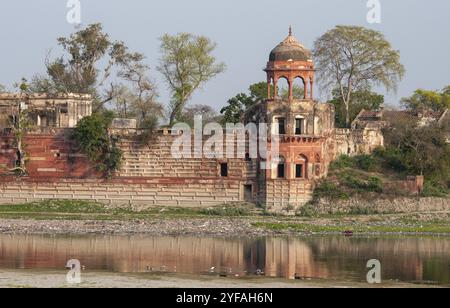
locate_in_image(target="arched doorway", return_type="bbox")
[292,76,306,100]
[272,155,286,179]
[275,76,290,100]
[294,154,308,179]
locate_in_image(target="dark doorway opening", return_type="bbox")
[296,164,304,178]
[244,184,253,202]
[278,118,286,135]
[295,118,304,135]
[220,163,228,177]
[277,163,285,178]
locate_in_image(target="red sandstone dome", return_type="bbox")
[269,27,312,62]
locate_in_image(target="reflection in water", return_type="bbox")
[0,235,449,285]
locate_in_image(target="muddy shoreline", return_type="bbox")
[0,270,439,288]
[0,216,449,237]
[0,217,274,237]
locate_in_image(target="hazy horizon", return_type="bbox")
[0,0,449,112]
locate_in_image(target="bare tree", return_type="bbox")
[114,46,163,126]
[30,23,146,112]
[10,79,31,175]
[112,85,134,118]
[181,104,222,127]
[313,26,405,127]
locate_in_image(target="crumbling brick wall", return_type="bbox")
[0,129,95,178]
[335,127,384,157]
[0,129,259,207]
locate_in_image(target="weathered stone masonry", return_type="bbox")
[0,29,387,209]
[0,130,259,206]
[0,178,244,207]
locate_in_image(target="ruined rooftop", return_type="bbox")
[0,92,92,129]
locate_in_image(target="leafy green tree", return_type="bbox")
[383,117,450,191]
[401,86,450,112]
[220,82,273,124]
[444,86,450,96]
[329,88,384,128]
[220,93,255,124]
[248,82,272,100]
[280,85,304,100]
[400,125,449,178]
[157,33,226,125]
[313,26,405,127]
[0,84,6,93]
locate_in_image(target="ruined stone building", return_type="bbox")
[0,30,384,210]
[350,107,450,145]
[0,93,92,129]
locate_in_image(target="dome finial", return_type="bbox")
[289,25,292,36]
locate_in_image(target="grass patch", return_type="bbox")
[199,206,251,217]
[313,182,349,201]
[313,153,427,202]
[347,205,380,215]
[0,200,109,214]
[295,203,320,217]
[252,222,450,234]
[0,200,256,219]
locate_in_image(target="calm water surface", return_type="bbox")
[0,234,449,286]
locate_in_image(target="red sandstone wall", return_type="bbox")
[0,132,96,178]
[0,135,15,172]
[1,132,256,181]
[0,131,258,206]
[384,176,424,196]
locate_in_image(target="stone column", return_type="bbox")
[303,79,308,99]
[289,78,294,101]
[286,158,293,180]
[274,78,278,99]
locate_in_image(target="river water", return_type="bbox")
[0,234,449,286]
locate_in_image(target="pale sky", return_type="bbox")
[0,0,449,112]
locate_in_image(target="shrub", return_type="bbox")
[355,154,379,172]
[73,114,109,161]
[330,155,354,170]
[422,180,449,197]
[340,173,366,190]
[296,203,319,217]
[367,176,383,193]
[373,147,407,173]
[137,116,159,145]
[283,204,295,212]
[339,173,383,193]
[73,112,123,177]
[100,137,123,175]
[313,181,350,201]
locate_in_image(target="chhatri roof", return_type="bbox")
[269,27,312,62]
